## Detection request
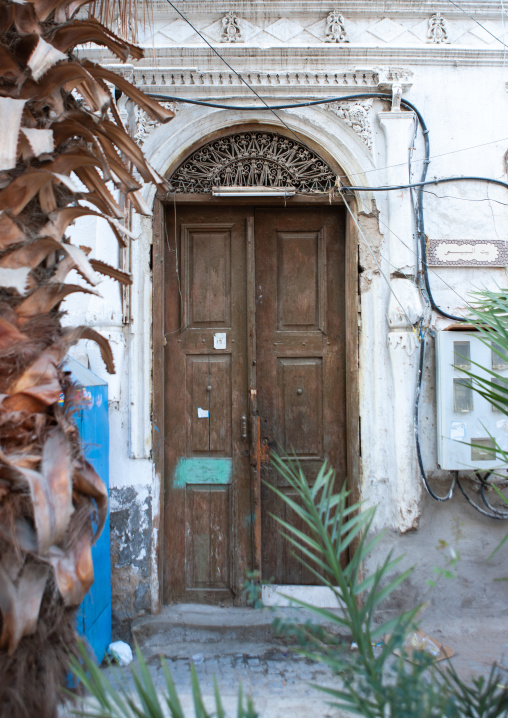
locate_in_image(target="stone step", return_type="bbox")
[131,603,346,662]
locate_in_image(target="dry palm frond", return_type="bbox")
[88,0,154,42]
[0,1,172,715]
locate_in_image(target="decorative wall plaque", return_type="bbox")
[427,239,508,267]
[325,9,349,43]
[167,132,336,194]
[221,11,243,43]
[427,12,450,44]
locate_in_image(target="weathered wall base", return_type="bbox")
[110,487,152,640]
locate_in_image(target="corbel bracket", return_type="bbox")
[377,67,414,109]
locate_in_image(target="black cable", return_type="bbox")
[455,474,508,520]
[149,91,402,112]
[149,90,508,175]
[151,85,484,320]
[343,176,508,321]
[477,471,508,517]
[342,177,508,193]
[151,65,508,515]
[415,333,456,501]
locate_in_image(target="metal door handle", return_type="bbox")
[241,414,248,440]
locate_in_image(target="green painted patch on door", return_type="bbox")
[174,458,233,488]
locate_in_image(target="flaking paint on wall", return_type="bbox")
[110,486,152,640]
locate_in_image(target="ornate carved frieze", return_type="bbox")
[221,11,243,43]
[326,99,373,150]
[166,132,336,194]
[134,102,180,147]
[325,9,349,43]
[129,68,381,91]
[427,13,450,44]
[109,64,412,96]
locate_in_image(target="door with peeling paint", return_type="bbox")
[163,204,347,602]
[163,206,251,603]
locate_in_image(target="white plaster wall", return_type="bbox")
[67,1,508,617]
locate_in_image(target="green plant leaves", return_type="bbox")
[69,641,258,718]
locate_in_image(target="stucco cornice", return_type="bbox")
[148,1,505,18]
[85,45,508,69]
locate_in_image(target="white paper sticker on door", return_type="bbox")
[214,332,227,350]
[197,407,209,419]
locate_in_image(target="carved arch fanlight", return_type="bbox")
[167,131,337,194]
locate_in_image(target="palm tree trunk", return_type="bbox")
[0,2,170,715]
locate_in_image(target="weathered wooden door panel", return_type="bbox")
[164,204,347,601]
[163,207,251,603]
[185,355,232,456]
[255,207,347,584]
[185,485,230,590]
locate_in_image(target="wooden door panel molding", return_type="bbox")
[181,329,231,353]
[185,355,232,456]
[278,357,324,457]
[255,206,347,583]
[209,356,233,454]
[182,223,233,329]
[185,485,231,590]
[277,230,326,332]
[281,491,319,585]
[164,207,250,604]
[162,203,354,602]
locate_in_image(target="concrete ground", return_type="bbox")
[64,603,508,718]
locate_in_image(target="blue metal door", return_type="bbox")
[66,358,111,663]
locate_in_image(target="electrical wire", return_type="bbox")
[447,0,508,49]
[148,91,508,177]
[477,471,508,517]
[151,81,461,319]
[341,176,508,193]
[342,174,508,321]
[409,113,420,271]
[150,19,508,516]
[162,0,319,156]
[455,473,508,519]
[342,198,417,330]
[151,83,508,320]
[374,212,472,309]
[415,333,456,501]
[163,195,186,336]
[422,189,508,207]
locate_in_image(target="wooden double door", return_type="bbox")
[163,204,347,603]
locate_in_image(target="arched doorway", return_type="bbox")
[157,127,359,604]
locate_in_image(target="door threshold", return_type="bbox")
[262,585,341,608]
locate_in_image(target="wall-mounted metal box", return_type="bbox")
[436,331,508,471]
[65,357,111,663]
